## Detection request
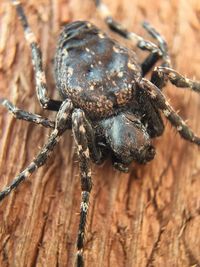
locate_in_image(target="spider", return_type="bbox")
[1,0,200,266]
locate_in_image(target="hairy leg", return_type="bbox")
[0,99,73,201]
[151,66,200,93]
[139,78,200,145]
[72,109,93,267]
[11,0,62,111]
[76,111,103,164]
[0,98,55,128]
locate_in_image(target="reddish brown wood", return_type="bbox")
[0,1,200,266]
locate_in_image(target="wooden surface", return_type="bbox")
[0,0,200,266]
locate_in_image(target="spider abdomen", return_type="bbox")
[54,21,141,118]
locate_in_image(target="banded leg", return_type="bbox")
[141,22,171,75]
[11,0,62,111]
[151,66,200,93]
[72,109,92,267]
[95,0,159,52]
[139,78,200,145]
[0,99,73,201]
[80,114,103,164]
[0,98,55,128]
[141,52,161,76]
[142,22,171,67]
[94,0,170,75]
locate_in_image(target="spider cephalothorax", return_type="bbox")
[1,0,200,267]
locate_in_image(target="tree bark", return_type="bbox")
[0,0,200,266]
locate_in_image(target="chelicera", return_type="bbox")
[1,0,200,266]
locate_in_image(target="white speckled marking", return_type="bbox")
[81,202,89,212]
[177,126,183,131]
[83,148,89,158]
[117,72,123,78]
[128,62,137,71]
[25,29,37,44]
[24,170,31,177]
[86,22,92,28]
[168,72,176,79]
[148,90,157,99]
[78,144,83,152]
[63,49,68,56]
[128,32,142,45]
[113,46,120,53]
[98,32,105,39]
[67,67,73,76]
[163,109,171,117]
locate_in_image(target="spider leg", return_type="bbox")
[0,98,55,128]
[141,22,171,75]
[11,0,62,111]
[72,109,93,267]
[0,99,73,202]
[142,22,171,67]
[95,0,159,52]
[94,0,170,75]
[151,66,200,93]
[139,78,200,145]
[79,113,103,164]
[141,52,161,76]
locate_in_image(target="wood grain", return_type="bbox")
[0,0,200,266]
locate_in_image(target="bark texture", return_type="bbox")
[0,0,200,266]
